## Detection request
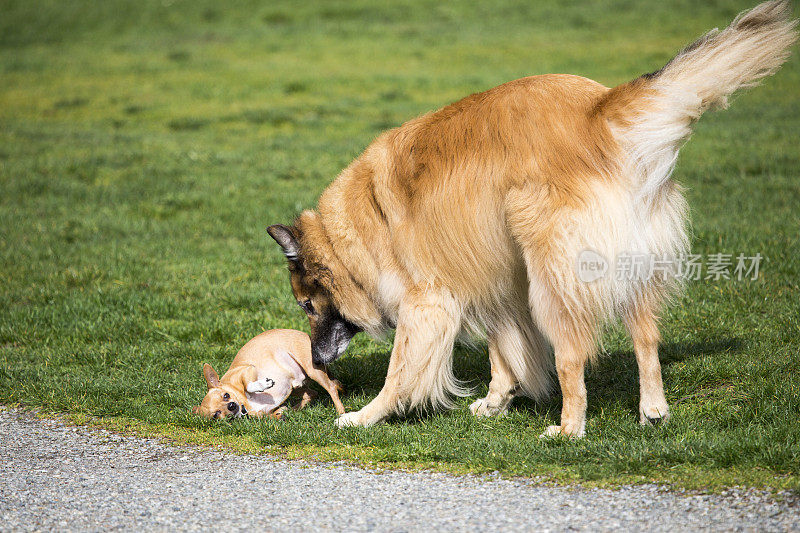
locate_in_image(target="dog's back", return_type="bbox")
[227,329,311,374]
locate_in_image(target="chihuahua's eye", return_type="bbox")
[299,299,314,315]
[214,410,222,419]
[222,393,230,401]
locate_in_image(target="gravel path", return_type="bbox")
[0,407,798,532]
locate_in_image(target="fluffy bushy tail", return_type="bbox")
[651,0,797,110]
[604,1,798,195]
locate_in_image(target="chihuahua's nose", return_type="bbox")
[227,402,238,413]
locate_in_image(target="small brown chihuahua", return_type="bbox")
[192,329,345,420]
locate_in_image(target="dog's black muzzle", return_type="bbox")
[311,310,361,366]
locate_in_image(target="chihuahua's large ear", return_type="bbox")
[202,363,220,390]
[192,406,200,415]
[267,224,300,263]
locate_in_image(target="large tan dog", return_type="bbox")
[192,329,345,420]
[268,2,797,436]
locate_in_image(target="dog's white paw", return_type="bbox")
[639,403,670,426]
[538,423,585,439]
[469,397,508,417]
[246,378,274,393]
[539,425,565,439]
[335,411,363,428]
[469,398,486,415]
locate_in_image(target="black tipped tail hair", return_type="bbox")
[605,0,798,195]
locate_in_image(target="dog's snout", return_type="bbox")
[311,344,331,366]
[227,402,238,412]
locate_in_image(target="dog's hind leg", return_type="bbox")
[470,331,517,417]
[303,365,346,415]
[520,264,599,439]
[533,302,597,439]
[623,300,669,425]
[291,386,318,410]
[336,287,464,428]
[506,190,601,438]
[470,313,551,417]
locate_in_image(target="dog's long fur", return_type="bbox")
[271,1,797,435]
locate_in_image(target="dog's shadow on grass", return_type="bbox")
[327,335,743,423]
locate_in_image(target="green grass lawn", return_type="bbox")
[1,0,799,490]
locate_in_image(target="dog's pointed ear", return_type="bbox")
[267,224,300,263]
[202,363,220,390]
[192,406,201,415]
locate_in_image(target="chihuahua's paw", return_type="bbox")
[246,378,275,393]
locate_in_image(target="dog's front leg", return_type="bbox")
[336,288,462,428]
